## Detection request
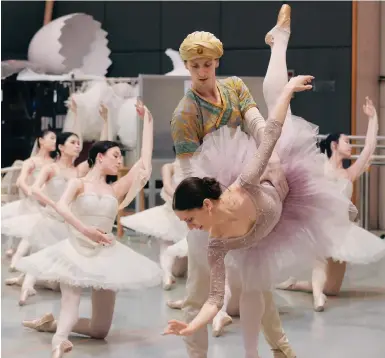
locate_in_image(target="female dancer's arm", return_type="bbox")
[346,97,378,182]
[112,99,153,209]
[75,103,112,177]
[161,163,175,198]
[55,179,111,244]
[164,76,314,336]
[30,164,57,207]
[16,158,37,195]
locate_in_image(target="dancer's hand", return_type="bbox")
[83,227,112,245]
[99,103,108,121]
[135,98,146,119]
[363,96,376,118]
[162,320,195,336]
[66,97,77,114]
[286,75,314,92]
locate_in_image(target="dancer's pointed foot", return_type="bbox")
[212,311,232,337]
[166,299,184,310]
[265,4,291,46]
[51,340,73,358]
[22,313,56,332]
[276,277,298,290]
[313,293,327,312]
[272,334,297,358]
[5,274,25,286]
[19,287,37,306]
[162,275,176,291]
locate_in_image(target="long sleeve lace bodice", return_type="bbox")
[207,119,283,308]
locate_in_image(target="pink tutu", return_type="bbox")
[191,115,353,290]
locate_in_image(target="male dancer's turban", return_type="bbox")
[179,31,223,61]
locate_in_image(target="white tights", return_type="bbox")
[51,283,116,348]
[10,238,30,268]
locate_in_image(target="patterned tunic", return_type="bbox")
[171,76,257,157]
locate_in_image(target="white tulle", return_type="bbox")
[165,48,190,76]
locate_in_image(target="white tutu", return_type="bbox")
[121,202,188,243]
[16,234,162,291]
[1,211,42,239]
[27,208,70,252]
[1,200,21,220]
[330,224,385,264]
[167,237,188,258]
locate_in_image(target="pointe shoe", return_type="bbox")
[8,264,17,272]
[272,349,297,358]
[166,299,184,310]
[52,340,73,358]
[5,274,25,286]
[212,312,232,337]
[313,293,327,312]
[23,313,55,332]
[162,275,176,291]
[265,4,291,46]
[19,287,37,306]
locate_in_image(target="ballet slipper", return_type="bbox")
[5,274,25,286]
[166,299,184,310]
[265,4,291,46]
[272,335,297,358]
[313,293,327,312]
[19,287,37,306]
[275,277,298,290]
[212,311,233,337]
[23,313,56,332]
[51,340,73,358]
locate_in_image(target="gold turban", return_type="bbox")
[179,31,223,61]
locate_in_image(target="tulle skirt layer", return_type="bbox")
[16,233,162,291]
[120,202,188,243]
[191,114,354,290]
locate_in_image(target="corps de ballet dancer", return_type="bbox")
[15,100,163,357]
[277,97,385,311]
[5,99,112,305]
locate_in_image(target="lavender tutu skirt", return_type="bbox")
[190,114,354,290]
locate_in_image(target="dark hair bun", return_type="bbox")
[87,157,94,167]
[202,177,222,199]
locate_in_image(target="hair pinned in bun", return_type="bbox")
[173,176,223,211]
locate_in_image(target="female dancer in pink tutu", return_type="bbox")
[163,12,354,358]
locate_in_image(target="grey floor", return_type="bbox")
[2,232,385,358]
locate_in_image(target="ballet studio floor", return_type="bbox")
[2,232,385,358]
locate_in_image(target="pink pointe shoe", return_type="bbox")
[265,4,291,46]
[52,340,73,358]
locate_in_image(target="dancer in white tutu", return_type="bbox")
[16,100,162,357]
[165,6,298,358]
[121,147,188,290]
[2,129,57,257]
[5,100,112,305]
[277,97,385,311]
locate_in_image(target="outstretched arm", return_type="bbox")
[30,164,56,207]
[112,99,153,209]
[164,245,227,336]
[347,97,378,182]
[238,76,313,188]
[161,163,175,198]
[16,159,37,195]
